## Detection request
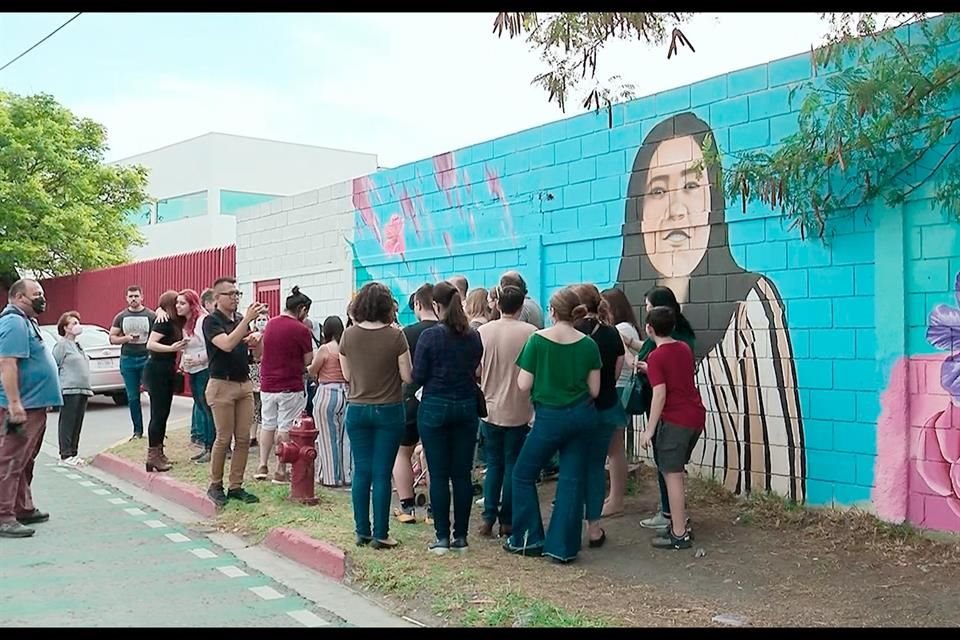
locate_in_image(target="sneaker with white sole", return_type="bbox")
[428,538,450,555]
[639,511,671,530]
[70,456,85,466]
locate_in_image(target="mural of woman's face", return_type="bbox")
[641,135,711,278]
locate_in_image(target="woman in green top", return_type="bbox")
[628,286,697,533]
[503,287,602,564]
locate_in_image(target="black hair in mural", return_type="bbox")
[617,112,761,361]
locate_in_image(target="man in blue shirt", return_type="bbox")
[0,279,63,538]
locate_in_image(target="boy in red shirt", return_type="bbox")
[639,306,706,550]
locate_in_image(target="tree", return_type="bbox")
[0,91,148,289]
[494,12,959,238]
[492,13,695,119]
[713,13,960,239]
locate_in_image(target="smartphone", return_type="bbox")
[4,414,24,435]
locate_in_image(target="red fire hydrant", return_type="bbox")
[276,413,320,506]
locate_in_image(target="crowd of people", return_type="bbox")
[0,270,706,558]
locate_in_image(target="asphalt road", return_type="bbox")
[43,393,193,459]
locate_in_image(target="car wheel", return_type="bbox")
[112,392,129,406]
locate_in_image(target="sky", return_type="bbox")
[0,12,838,168]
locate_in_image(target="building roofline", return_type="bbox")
[109,131,378,164]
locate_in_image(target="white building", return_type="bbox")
[234,181,357,323]
[112,132,379,260]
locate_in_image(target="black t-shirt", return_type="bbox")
[203,310,250,382]
[148,320,180,365]
[402,319,438,421]
[575,317,625,410]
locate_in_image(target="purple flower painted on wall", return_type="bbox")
[922,271,960,520]
[927,272,960,402]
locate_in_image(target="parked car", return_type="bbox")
[39,324,128,406]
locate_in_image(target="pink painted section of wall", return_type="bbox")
[879,354,960,532]
[874,358,910,522]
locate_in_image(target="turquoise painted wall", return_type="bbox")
[347,17,960,518]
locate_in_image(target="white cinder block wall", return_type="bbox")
[235,180,356,323]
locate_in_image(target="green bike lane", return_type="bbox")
[0,462,338,627]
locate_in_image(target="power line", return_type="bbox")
[0,12,83,74]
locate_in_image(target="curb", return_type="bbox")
[90,452,348,581]
[264,527,347,581]
[91,453,216,519]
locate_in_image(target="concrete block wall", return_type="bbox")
[237,17,960,531]
[235,183,355,322]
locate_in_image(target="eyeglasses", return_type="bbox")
[218,291,243,298]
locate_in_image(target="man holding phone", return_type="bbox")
[0,279,63,538]
[203,277,267,508]
[110,285,156,440]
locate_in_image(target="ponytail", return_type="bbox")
[433,281,470,335]
[285,286,312,314]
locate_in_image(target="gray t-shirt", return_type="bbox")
[52,339,93,396]
[111,308,156,357]
[518,297,545,330]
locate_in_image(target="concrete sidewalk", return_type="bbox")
[0,447,412,628]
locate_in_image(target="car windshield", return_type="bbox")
[38,325,114,350]
[77,326,113,349]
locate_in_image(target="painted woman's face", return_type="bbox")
[641,135,711,278]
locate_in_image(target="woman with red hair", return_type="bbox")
[177,289,215,462]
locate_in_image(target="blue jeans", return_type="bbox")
[417,397,479,541]
[481,421,529,527]
[119,353,148,436]
[509,397,596,562]
[345,402,405,541]
[189,369,215,449]
[584,403,627,522]
[190,401,201,443]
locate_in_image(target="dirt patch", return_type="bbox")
[110,433,960,627]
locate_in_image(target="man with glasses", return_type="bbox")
[203,278,266,508]
[0,279,63,538]
[109,285,156,439]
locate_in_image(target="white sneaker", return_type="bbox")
[58,458,74,467]
[70,456,85,466]
[639,511,671,530]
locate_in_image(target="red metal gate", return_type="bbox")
[37,245,236,328]
[255,279,281,318]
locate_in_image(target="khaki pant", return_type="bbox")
[206,379,254,490]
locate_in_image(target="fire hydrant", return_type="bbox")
[276,413,319,506]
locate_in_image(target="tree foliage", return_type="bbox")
[492,12,695,120]
[0,91,148,285]
[715,13,960,238]
[495,12,960,239]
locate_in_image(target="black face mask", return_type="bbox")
[31,296,46,314]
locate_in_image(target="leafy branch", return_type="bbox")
[492,12,695,117]
[712,13,960,239]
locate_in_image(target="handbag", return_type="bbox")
[476,384,488,419]
[620,372,651,416]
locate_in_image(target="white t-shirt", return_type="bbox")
[181,329,209,374]
[615,322,640,388]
